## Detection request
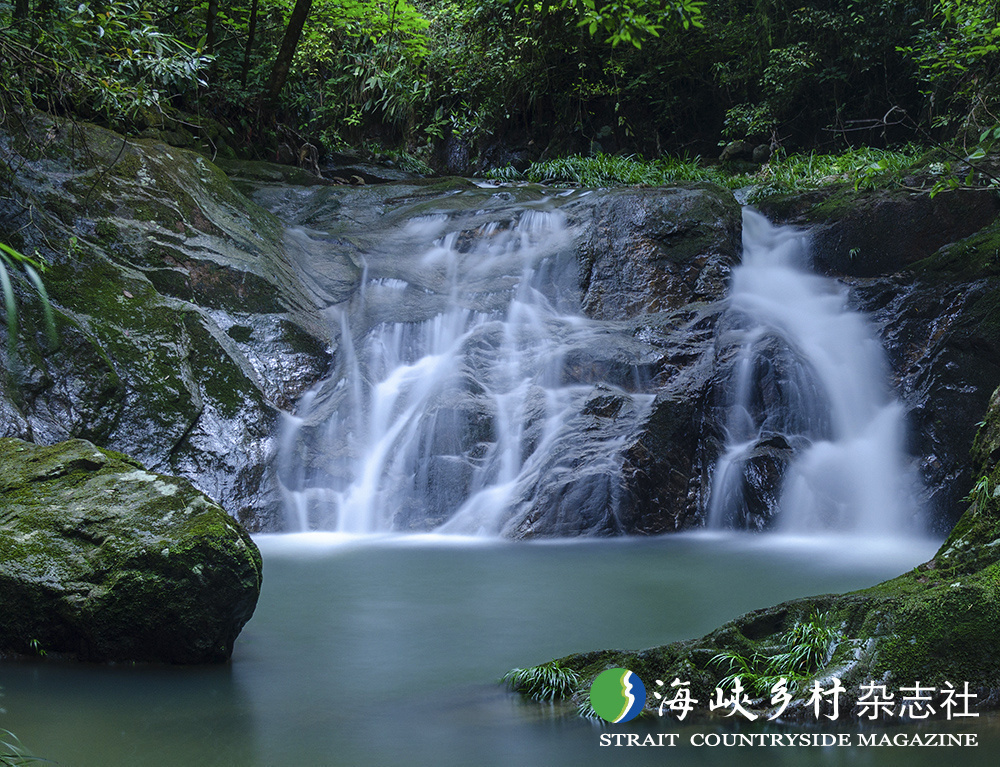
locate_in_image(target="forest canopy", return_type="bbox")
[0,0,998,170]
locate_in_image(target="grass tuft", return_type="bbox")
[502,661,581,702]
[711,611,841,696]
[1,729,47,766]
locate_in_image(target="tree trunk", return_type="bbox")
[241,0,260,89]
[13,0,29,22]
[206,0,219,54]
[263,0,313,106]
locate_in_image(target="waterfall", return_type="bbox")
[279,201,653,536]
[708,209,921,534]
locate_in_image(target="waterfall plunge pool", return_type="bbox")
[6,532,998,767]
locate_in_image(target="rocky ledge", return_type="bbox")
[0,438,262,664]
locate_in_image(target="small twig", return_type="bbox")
[81,132,129,210]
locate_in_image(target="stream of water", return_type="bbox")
[279,195,655,537]
[708,210,922,533]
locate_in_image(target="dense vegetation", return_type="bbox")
[0,0,998,173]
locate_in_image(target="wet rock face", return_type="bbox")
[567,184,744,534]
[255,177,743,537]
[710,436,794,531]
[854,275,1000,531]
[759,188,1000,278]
[576,184,742,319]
[0,438,262,663]
[0,113,336,531]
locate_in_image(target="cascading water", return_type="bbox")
[279,200,653,536]
[708,209,921,534]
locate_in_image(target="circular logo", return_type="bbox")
[589,668,646,723]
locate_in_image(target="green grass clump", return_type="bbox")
[1,728,46,766]
[487,152,725,187]
[502,661,581,702]
[753,145,924,196]
[712,611,841,695]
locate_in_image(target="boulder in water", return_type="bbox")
[0,438,262,663]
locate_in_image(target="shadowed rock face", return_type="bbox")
[0,438,262,663]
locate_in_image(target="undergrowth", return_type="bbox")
[487,146,927,200]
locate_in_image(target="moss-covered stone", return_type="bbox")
[972,386,1000,477]
[757,187,1000,278]
[0,438,262,663]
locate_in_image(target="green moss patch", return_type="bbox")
[0,438,262,664]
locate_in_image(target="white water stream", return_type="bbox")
[280,199,921,538]
[708,209,921,533]
[280,205,652,535]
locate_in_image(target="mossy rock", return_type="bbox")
[757,187,1000,278]
[0,438,262,663]
[972,386,1000,477]
[0,110,335,530]
[914,215,1000,282]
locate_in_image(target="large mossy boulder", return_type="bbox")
[0,438,262,664]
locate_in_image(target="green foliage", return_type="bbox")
[711,611,841,696]
[517,0,704,48]
[1,0,995,187]
[0,241,56,355]
[502,661,581,701]
[487,145,923,196]
[1,728,46,766]
[899,0,1000,134]
[287,0,432,145]
[498,152,683,185]
[962,475,994,509]
[754,145,924,193]
[0,1,211,129]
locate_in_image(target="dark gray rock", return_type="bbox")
[574,183,742,319]
[759,187,1000,278]
[0,438,262,663]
